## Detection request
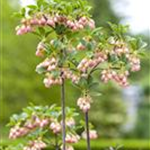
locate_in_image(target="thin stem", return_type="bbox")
[85,111,91,150]
[61,75,66,150]
[55,134,59,150]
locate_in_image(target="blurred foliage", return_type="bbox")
[89,83,127,138]
[90,0,119,26]
[134,97,150,139]
[1,0,150,140]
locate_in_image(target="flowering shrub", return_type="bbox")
[8,0,146,150]
[8,104,97,150]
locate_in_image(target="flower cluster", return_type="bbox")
[113,46,129,56]
[9,126,29,139]
[101,69,129,87]
[110,40,129,56]
[23,140,47,150]
[43,70,79,88]
[65,133,80,143]
[94,51,108,63]
[9,117,50,140]
[77,95,92,113]
[15,24,32,35]
[36,56,80,88]
[50,121,61,134]
[66,118,75,127]
[82,130,98,140]
[36,57,58,72]
[112,41,141,72]
[77,51,107,73]
[66,16,95,31]
[16,14,95,35]
[43,73,63,88]
[128,56,141,72]
[62,68,80,84]
[24,121,37,130]
[35,117,50,128]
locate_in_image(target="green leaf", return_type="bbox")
[32,31,41,38]
[78,77,88,89]
[137,38,147,50]
[12,12,22,18]
[121,54,127,62]
[45,30,53,37]
[80,39,86,46]
[44,44,52,55]
[27,5,37,9]
[11,114,19,121]
[28,9,36,16]
[53,39,60,49]
[38,27,46,35]
[87,42,93,50]
[138,52,146,57]
[72,83,82,90]
[108,36,115,44]
[110,54,117,62]
[89,82,99,89]
[55,24,66,35]
[86,51,93,58]
[91,27,103,35]
[20,112,28,119]
[128,37,147,51]
[35,66,46,74]
[85,6,92,12]
[21,7,26,16]
[90,91,102,97]
[70,59,78,67]
[87,75,93,84]
[66,3,72,13]
[80,120,85,126]
[108,22,129,39]
[89,122,94,129]
[128,38,137,50]
[37,0,45,7]
[51,70,60,78]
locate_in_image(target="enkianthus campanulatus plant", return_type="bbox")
[9,0,147,150]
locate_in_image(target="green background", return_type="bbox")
[0,0,150,149]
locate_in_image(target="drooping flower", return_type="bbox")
[65,133,80,143]
[77,95,92,113]
[50,121,61,134]
[82,130,98,140]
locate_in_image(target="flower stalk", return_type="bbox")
[55,134,59,150]
[85,111,91,150]
[61,74,66,150]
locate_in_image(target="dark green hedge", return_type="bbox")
[1,139,150,150]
